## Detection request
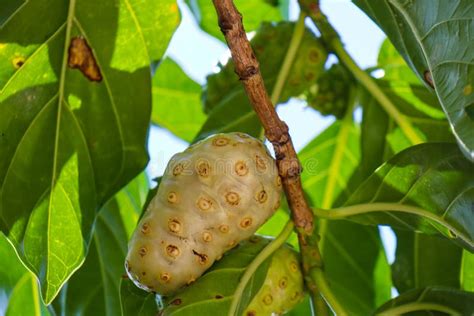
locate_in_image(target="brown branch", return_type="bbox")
[212,0,314,234]
[211,2,328,312]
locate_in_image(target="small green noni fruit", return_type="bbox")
[125,133,282,295]
[244,245,304,316]
[307,63,354,119]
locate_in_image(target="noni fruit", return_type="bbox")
[307,63,354,119]
[244,245,304,316]
[161,235,305,316]
[125,133,282,295]
[204,21,327,114]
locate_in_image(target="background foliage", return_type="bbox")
[0,0,472,315]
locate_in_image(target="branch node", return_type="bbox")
[238,65,259,80]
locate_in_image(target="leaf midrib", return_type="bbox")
[44,0,76,302]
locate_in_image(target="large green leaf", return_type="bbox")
[359,80,454,157]
[152,58,206,142]
[120,278,157,316]
[185,0,282,41]
[360,42,464,298]
[359,39,454,170]
[299,117,392,315]
[375,287,474,315]
[299,120,361,208]
[196,21,327,141]
[392,230,463,294]
[341,143,474,252]
[53,173,148,315]
[353,0,474,161]
[0,0,178,303]
[377,39,445,120]
[462,250,474,291]
[161,236,273,316]
[0,233,49,315]
[285,295,312,316]
[257,208,299,249]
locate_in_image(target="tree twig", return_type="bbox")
[298,0,423,146]
[212,0,314,235]
[211,0,326,313]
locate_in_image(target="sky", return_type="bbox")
[147,0,397,267]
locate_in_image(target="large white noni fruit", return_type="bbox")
[125,133,282,295]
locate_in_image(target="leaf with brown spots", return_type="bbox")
[68,36,102,82]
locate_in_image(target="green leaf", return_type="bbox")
[299,118,392,315]
[6,274,50,316]
[285,295,312,316]
[321,221,392,315]
[0,0,178,303]
[257,208,299,249]
[152,58,206,142]
[359,39,454,167]
[196,21,327,141]
[161,236,272,316]
[299,120,361,209]
[195,94,261,142]
[0,0,25,26]
[353,0,474,160]
[375,287,474,315]
[120,278,157,316]
[53,173,148,315]
[360,80,454,155]
[343,143,474,252]
[359,92,391,179]
[185,0,282,41]
[0,233,49,315]
[392,230,463,294]
[461,250,474,291]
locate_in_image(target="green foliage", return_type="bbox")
[185,0,283,41]
[151,58,206,142]
[52,173,148,316]
[0,233,49,315]
[0,0,178,303]
[354,0,474,161]
[375,287,474,315]
[392,230,463,294]
[197,21,327,140]
[344,143,474,252]
[1,0,473,315]
[120,278,157,316]
[298,115,393,315]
